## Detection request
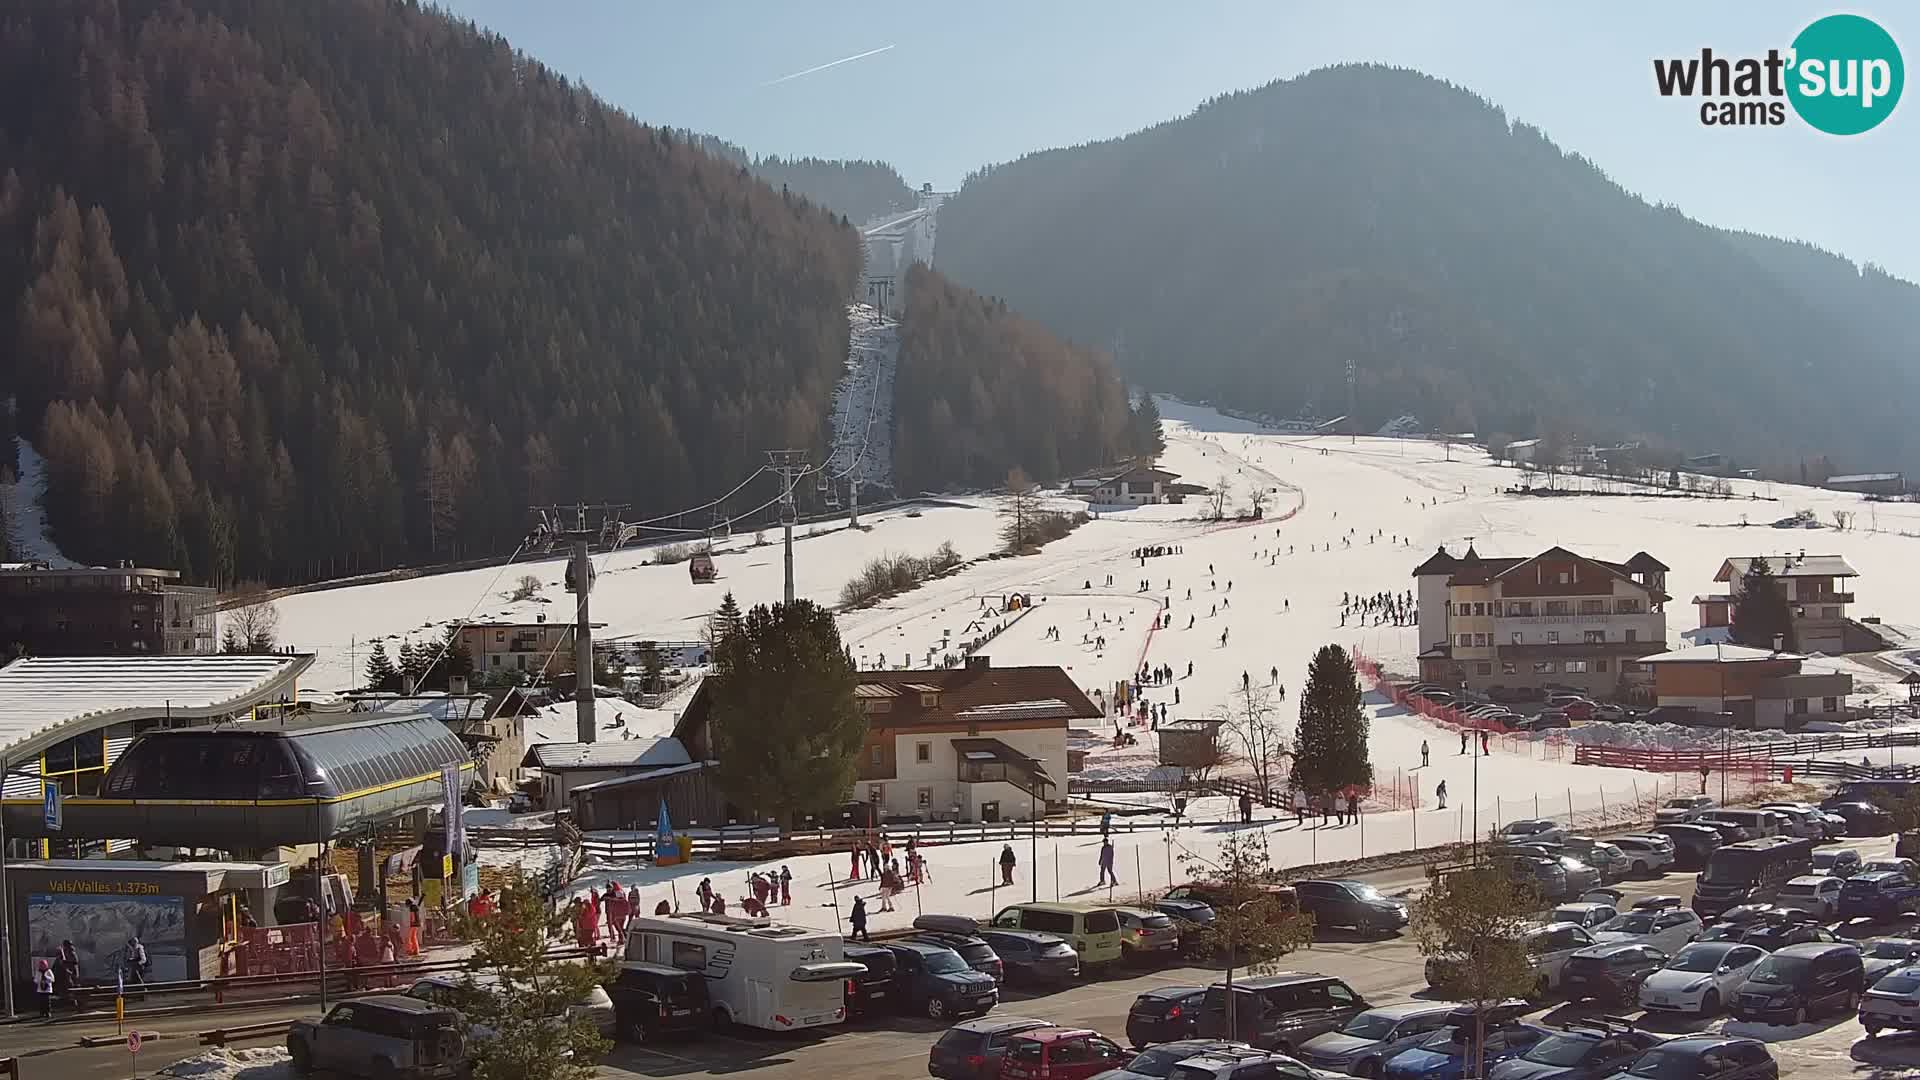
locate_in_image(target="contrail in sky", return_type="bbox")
[759,44,895,87]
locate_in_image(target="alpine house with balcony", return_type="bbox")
[1413,544,1670,700]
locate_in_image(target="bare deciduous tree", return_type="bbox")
[1206,475,1232,521]
[1216,684,1288,798]
[221,589,281,653]
[1247,485,1271,518]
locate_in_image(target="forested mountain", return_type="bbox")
[933,64,1920,472]
[689,134,919,225]
[894,264,1144,492]
[0,0,861,586]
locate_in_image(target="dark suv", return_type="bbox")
[1486,1016,1662,1080]
[288,995,467,1079]
[842,944,898,1019]
[911,929,1006,986]
[1732,942,1865,1026]
[1611,1037,1777,1080]
[1292,879,1409,936]
[1559,943,1667,1005]
[1194,973,1368,1053]
[1126,985,1206,1047]
[883,941,999,1020]
[604,962,708,1043]
[926,1016,1054,1080]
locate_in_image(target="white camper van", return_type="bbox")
[623,912,864,1032]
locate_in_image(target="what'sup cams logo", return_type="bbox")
[1654,13,1903,134]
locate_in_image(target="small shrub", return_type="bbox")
[652,542,692,565]
[839,542,965,608]
[509,574,543,601]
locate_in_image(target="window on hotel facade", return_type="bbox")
[1792,698,1808,715]
[1510,601,1534,616]
[1584,630,1606,644]
[1625,629,1638,643]
[1457,634,1472,647]
[1545,600,1570,616]
[915,742,931,763]
[1823,696,1838,712]
[1501,662,1518,675]
[1546,631,1559,643]
[867,785,884,804]
[870,746,882,765]
[1616,599,1642,614]
[1474,603,1487,616]
[1564,660,1589,673]
[1477,663,1492,676]
[917,787,932,809]
[1474,634,1489,647]
[1595,659,1609,673]
[1533,661,1556,674]
[1580,599,1605,615]
[1511,632,1524,645]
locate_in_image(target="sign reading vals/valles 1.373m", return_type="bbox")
[1654,13,1904,133]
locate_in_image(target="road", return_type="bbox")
[3,835,1912,1079]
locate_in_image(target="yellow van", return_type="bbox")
[990,902,1125,968]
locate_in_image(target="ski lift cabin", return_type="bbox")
[689,550,717,583]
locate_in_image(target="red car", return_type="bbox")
[997,1027,1132,1079]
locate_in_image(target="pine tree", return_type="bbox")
[396,639,418,689]
[707,591,743,669]
[636,640,665,692]
[1130,394,1166,457]
[1730,557,1798,652]
[707,599,865,824]
[1289,644,1373,795]
[365,640,399,692]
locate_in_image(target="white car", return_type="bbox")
[1861,964,1920,1037]
[1550,902,1618,930]
[1654,795,1715,824]
[1499,819,1568,847]
[1774,875,1844,919]
[1162,1048,1320,1080]
[1759,803,1826,839]
[1637,942,1766,1017]
[1592,907,1703,953]
[1608,836,1675,876]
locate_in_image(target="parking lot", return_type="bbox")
[7,833,1919,1079]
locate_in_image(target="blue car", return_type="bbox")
[1839,871,1920,922]
[1383,1022,1550,1080]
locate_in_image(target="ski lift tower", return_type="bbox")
[765,450,809,605]
[532,502,627,742]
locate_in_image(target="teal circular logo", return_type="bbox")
[1787,14,1904,135]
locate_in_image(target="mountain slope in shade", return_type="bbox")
[931,63,1920,473]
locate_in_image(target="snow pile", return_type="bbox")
[159,1047,293,1080]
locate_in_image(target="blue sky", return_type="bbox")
[438,2,1916,280]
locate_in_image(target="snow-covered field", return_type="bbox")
[270,396,1920,935]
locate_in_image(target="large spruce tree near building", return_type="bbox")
[708,599,865,824]
[1289,644,1372,795]
[1730,557,1798,652]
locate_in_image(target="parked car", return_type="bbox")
[1382,1006,1546,1080]
[999,1027,1132,1080]
[1859,963,1920,1037]
[1607,837,1674,877]
[407,973,616,1039]
[1840,870,1920,922]
[1116,908,1184,964]
[1736,915,1842,952]
[981,930,1080,985]
[1499,820,1570,847]
[1094,1039,1257,1080]
[842,944,900,1018]
[1521,710,1571,731]
[1773,875,1843,919]
[1155,896,1218,928]
[1127,986,1209,1047]
[1545,856,1602,897]
[1162,1048,1319,1080]
[1165,883,1297,915]
[1695,811,1778,841]
[1558,839,1629,883]
[1655,795,1716,824]
[882,941,999,1020]
[1758,804,1826,839]
[911,927,1006,987]
[1548,903,1616,931]
[1486,1016,1661,1080]
[1636,942,1766,1017]
[992,903,1127,969]
[1296,1001,1460,1078]
[1811,847,1862,878]
[1502,856,1569,900]
[927,1016,1054,1080]
[1650,823,1722,869]
[1628,895,1684,912]
[1866,857,1920,877]
[1823,800,1896,837]
[1195,973,1370,1053]
[1592,908,1701,954]
[1731,941,1865,1025]
[1561,943,1668,1004]
[1602,1036,1778,1080]
[1293,879,1410,936]
[288,995,468,1079]
[1861,938,1920,984]
[604,962,710,1043]
[1428,922,1595,999]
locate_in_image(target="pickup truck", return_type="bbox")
[289,995,468,1079]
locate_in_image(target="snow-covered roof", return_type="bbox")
[1637,643,1807,664]
[567,760,708,795]
[954,699,1080,722]
[1826,473,1901,484]
[0,654,311,760]
[1717,555,1858,580]
[521,736,691,771]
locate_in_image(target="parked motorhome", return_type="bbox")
[623,912,864,1032]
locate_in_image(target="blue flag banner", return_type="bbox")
[654,796,679,863]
